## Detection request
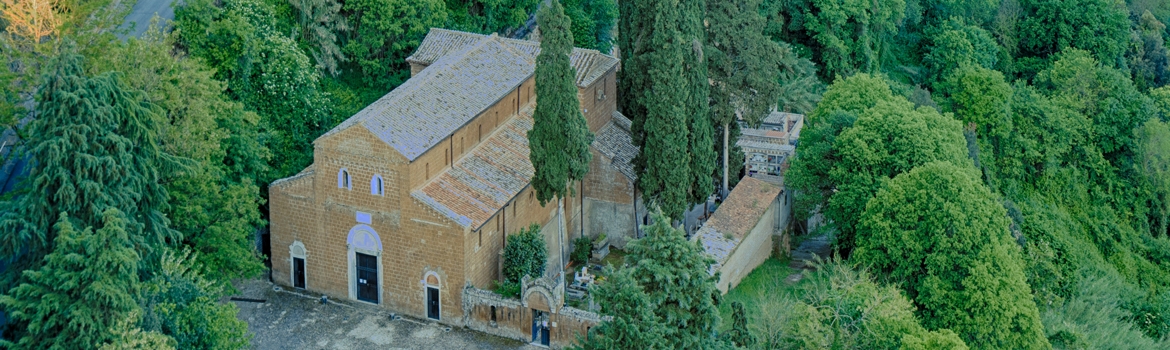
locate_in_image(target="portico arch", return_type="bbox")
[347,224,383,304]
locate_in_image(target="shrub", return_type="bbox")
[502,223,547,284]
[572,236,592,266]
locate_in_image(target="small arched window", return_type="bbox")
[338,168,351,190]
[371,175,384,196]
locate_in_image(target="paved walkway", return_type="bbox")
[118,0,178,39]
[232,277,540,350]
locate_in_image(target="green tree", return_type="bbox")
[751,259,968,349]
[529,0,594,205]
[1128,11,1170,91]
[289,0,349,76]
[561,0,617,53]
[571,266,668,350]
[0,47,178,263]
[707,0,783,195]
[1137,119,1170,237]
[1017,0,1130,68]
[827,98,968,252]
[682,0,715,207]
[445,0,539,35]
[923,18,999,88]
[1,210,141,349]
[624,211,726,348]
[100,311,177,350]
[633,0,693,220]
[722,301,756,347]
[343,0,448,88]
[803,0,906,78]
[788,74,892,226]
[86,27,268,288]
[1034,49,1155,159]
[139,250,251,349]
[502,223,547,284]
[854,162,1049,349]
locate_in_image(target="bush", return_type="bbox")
[502,223,547,284]
[571,236,592,266]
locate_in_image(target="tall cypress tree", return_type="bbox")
[636,0,692,220]
[682,0,715,206]
[706,0,783,195]
[530,0,594,205]
[0,46,179,270]
[617,0,650,146]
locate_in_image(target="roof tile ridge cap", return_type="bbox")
[377,35,495,114]
[407,28,483,62]
[494,34,536,66]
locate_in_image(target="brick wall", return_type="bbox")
[578,68,618,133]
[462,286,602,349]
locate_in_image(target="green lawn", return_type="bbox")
[718,256,805,331]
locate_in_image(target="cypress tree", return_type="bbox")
[530,0,594,205]
[635,0,692,220]
[617,0,651,145]
[0,46,179,265]
[1,210,142,349]
[706,0,783,195]
[682,0,715,206]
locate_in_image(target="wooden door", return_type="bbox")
[356,253,378,303]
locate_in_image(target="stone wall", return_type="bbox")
[715,199,777,294]
[462,280,605,349]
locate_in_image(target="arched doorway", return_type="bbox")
[425,272,441,320]
[347,224,382,304]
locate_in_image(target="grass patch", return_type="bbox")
[718,256,803,331]
[595,247,627,269]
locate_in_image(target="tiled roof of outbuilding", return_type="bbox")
[319,34,535,161]
[412,106,538,229]
[408,28,619,88]
[591,111,639,181]
[696,177,782,272]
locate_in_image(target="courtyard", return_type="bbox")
[231,277,541,350]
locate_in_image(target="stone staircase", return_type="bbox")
[785,235,832,284]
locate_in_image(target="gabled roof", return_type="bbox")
[412,106,537,229]
[591,111,639,181]
[408,28,619,88]
[696,177,782,272]
[319,34,535,161]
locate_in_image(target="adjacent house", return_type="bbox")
[739,111,804,185]
[267,28,637,347]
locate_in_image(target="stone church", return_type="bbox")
[267,27,640,336]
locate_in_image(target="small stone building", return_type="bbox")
[739,111,804,186]
[695,177,789,294]
[268,28,636,348]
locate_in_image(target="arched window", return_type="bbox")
[338,168,351,190]
[370,175,384,196]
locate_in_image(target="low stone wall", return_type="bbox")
[461,278,607,349]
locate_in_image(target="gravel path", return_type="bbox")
[232,277,540,350]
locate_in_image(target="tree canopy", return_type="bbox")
[529,0,594,205]
[854,162,1048,349]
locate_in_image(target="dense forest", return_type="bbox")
[0,0,1168,348]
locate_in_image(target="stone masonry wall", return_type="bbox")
[716,199,777,294]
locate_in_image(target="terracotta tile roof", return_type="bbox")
[591,111,638,181]
[408,28,619,88]
[412,106,537,228]
[695,177,781,271]
[319,34,535,161]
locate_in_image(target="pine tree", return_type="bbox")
[624,211,726,348]
[634,0,692,220]
[289,0,349,76]
[0,46,178,264]
[530,0,594,205]
[1,210,142,349]
[707,0,783,195]
[571,266,668,350]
